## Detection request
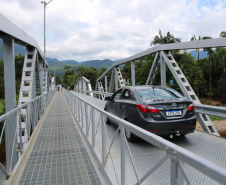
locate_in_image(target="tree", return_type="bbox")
[62,65,76,89]
[215,47,226,101]
[55,75,62,85]
[14,54,24,95]
[151,29,181,46]
[0,59,4,99]
[191,35,201,63]
[64,65,71,70]
[191,36,212,62]
[220,31,226,37]
[97,68,107,79]
[194,65,206,98]
[77,67,98,89]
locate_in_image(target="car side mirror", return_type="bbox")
[105,96,112,101]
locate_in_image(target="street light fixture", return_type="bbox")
[41,0,54,59]
[41,0,54,92]
[54,63,55,77]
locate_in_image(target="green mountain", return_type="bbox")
[47,58,114,77]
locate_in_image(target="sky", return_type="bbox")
[0,0,226,62]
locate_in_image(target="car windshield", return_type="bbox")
[137,88,183,100]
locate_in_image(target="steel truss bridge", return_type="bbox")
[0,13,226,185]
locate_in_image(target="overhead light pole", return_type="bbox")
[54,63,55,77]
[41,0,54,92]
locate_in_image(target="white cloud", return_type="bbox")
[0,0,226,61]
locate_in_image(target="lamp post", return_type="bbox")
[41,0,54,92]
[54,63,55,77]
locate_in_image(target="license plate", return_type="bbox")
[166,110,182,116]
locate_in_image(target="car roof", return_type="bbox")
[122,85,169,90]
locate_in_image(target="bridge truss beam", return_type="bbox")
[0,13,54,173]
[95,38,226,136]
[75,77,93,97]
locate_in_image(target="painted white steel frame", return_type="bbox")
[98,37,226,81]
[0,13,53,173]
[63,90,226,185]
[96,38,226,135]
[75,77,93,97]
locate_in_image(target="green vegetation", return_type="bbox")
[48,58,113,77]
[0,54,24,115]
[0,99,5,116]
[61,64,107,90]
[209,115,226,121]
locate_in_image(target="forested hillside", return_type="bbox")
[47,58,114,77]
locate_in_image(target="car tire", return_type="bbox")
[125,129,136,142]
[106,118,111,125]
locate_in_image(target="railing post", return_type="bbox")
[131,61,135,86]
[102,114,107,166]
[70,93,72,108]
[105,76,108,92]
[115,68,118,90]
[85,103,89,136]
[32,100,37,129]
[73,95,75,114]
[75,96,77,119]
[120,126,126,185]
[18,110,23,153]
[91,108,95,147]
[3,36,17,172]
[41,96,44,117]
[81,101,84,128]
[169,149,184,185]
[26,105,31,138]
[78,99,81,124]
[160,52,166,86]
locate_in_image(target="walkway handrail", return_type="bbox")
[63,90,226,185]
[0,91,54,122]
[0,90,55,176]
[74,88,113,98]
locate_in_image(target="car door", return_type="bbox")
[118,89,132,118]
[108,89,123,116]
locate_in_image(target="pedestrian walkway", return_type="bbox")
[18,92,102,185]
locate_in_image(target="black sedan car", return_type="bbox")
[104,86,196,141]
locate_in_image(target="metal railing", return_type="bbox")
[74,88,113,100]
[0,90,55,176]
[63,90,226,185]
[195,104,226,118]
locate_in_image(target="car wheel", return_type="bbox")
[106,118,111,125]
[125,129,136,142]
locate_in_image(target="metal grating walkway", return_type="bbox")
[18,92,102,185]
